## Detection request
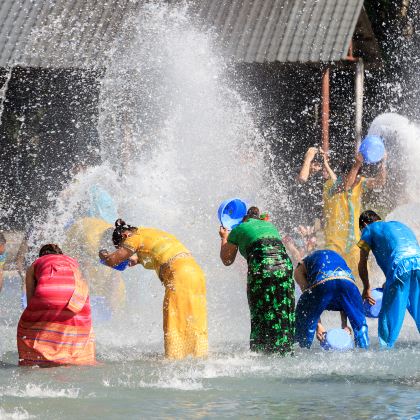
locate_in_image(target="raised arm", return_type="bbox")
[297,147,318,182]
[365,154,387,190]
[320,149,337,181]
[344,153,364,191]
[219,227,238,266]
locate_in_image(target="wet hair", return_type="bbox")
[112,219,137,247]
[359,210,382,231]
[243,206,260,222]
[39,244,63,257]
[0,232,6,245]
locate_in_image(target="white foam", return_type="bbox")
[0,384,80,399]
[0,408,34,420]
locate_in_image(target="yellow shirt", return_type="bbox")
[323,176,366,254]
[122,228,189,272]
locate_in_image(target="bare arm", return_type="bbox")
[99,247,134,267]
[294,262,310,292]
[16,238,28,280]
[358,248,375,304]
[365,155,387,190]
[344,153,364,191]
[25,265,36,303]
[219,227,238,266]
[297,147,318,182]
[320,149,337,182]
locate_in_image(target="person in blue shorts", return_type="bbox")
[294,249,369,348]
[358,210,420,347]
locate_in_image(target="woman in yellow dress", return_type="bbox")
[323,152,387,286]
[99,219,208,360]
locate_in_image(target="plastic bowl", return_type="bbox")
[218,198,247,230]
[320,328,354,351]
[359,135,385,164]
[363,287,383,318]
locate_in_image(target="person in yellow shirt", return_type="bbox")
[99,219,208,360]
[323,152,387,287]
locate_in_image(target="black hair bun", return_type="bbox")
[115,218,126,228]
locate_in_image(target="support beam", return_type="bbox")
[321,67,330,152]
[355,58,364,152]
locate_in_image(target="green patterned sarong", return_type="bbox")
[246,238,295,355]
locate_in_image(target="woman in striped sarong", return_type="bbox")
[17,244,96,366]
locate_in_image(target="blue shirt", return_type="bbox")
[303,249,354,286]
[358,221,420,278]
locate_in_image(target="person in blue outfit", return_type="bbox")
[358,210,420,347]
[294,249,369,348]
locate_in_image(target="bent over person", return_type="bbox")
[99,219,208,360]
[294,249,369,349]
[219,206,295,355]
[17,244,96,366]
[358,210,420,347]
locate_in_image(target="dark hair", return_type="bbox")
[112,218,137,247]
[0,232,6,245]
[359,210,382,231]
[243,206,260,222]
[39,244,63,257]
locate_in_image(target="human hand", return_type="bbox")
[316,322,327,342]
[219,226,229,240]
[99,249,109,260]
[342,326,352,335]
[362,287,376,305]
[305,147,318,160]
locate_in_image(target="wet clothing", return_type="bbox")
[228,219,295,354]
[122,228,208,360]
[228,218,281,258]
[0,252,6,269]
[87,185,118,224]
[323,176,366,286]
[295,250,369,348]
[295,171,324,226]
[17,254,96,366]
[358,221,420,347]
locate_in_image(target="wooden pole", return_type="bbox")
[321,67,330,152]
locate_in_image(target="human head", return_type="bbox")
[112,219,137,248]
[39,244,63,257]
[0,232,6,255]
[359,210,382,231]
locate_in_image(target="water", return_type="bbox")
[1,2,420,418]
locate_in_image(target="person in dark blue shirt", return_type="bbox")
[358,210,420,347]
[294,249,369,348]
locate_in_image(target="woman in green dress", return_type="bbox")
[219,207,295,355]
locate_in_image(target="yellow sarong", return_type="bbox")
[323,177,365,287]
[123,228,208,359]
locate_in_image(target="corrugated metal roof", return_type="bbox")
[0,0,140,68]
[0,0,364,68]
[195,0,364,63]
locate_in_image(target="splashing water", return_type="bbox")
[26,2,285,351]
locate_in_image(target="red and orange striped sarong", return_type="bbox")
[17,254,96,366]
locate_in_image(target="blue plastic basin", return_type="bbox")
[321,328,354,351]
[363,287,383,318]
[218,198,247,230]
[359,135,385,164]
[100,259,129,271]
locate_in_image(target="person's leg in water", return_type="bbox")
[336,280,369,348]
[378,273,411,348]
[295,282,334,348]
[407,270,420,333]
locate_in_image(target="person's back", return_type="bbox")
[228,218,281,258]
[360,220,420,277]
[304,249,354,286]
